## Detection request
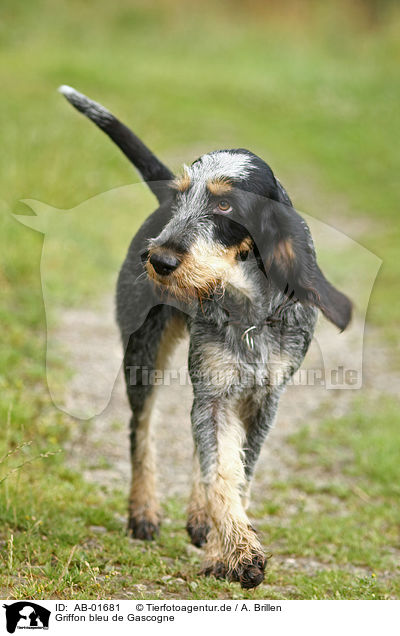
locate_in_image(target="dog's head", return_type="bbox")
[146,149,352,330]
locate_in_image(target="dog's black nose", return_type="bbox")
[149,252,181,276]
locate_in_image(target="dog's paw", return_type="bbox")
[201,553,266,588]
[127,517,160,541]
[186,520,210,547]
[201,561,227,580]
[229,553,266,589]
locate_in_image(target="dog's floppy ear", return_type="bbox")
[256,199,352,331]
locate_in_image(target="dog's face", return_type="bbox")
[145,149,274,301]
[145,148,352,330]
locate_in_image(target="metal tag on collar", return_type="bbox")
[241,325,257,350]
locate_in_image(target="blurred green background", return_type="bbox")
[0,0,399,599]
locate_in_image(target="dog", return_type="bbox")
[60,86,352,589]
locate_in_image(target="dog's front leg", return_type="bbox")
[191,394,266,589]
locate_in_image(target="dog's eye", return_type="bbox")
[217,200,232,213]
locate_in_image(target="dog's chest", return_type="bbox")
[195,325,294,394]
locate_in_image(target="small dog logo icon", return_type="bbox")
[3,602,50,633]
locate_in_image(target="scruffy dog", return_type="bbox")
[60,86,352,589]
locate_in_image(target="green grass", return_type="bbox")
[1,0,399,599]
[2,399,399,599]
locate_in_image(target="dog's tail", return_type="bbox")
[58,85,173,202]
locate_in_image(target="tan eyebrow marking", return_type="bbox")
[207,177,233,196]
[171,169,191,192]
